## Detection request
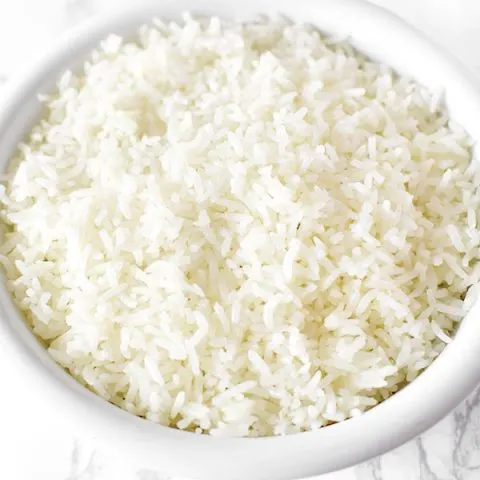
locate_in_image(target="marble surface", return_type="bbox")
[1,1,480,479]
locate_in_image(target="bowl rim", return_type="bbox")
[1,1,480,479]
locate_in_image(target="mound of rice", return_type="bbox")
[1,14,480,436]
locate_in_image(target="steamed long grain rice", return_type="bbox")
[1,14,480,436]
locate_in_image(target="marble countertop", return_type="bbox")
[1,1,480,479]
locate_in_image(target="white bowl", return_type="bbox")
[1,1,480,479]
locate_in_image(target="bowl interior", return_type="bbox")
[1,1,480,479]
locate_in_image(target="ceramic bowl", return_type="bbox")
[1,1,480,479]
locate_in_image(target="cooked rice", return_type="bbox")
[1,14,480,436]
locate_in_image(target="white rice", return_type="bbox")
[1,14,480,436]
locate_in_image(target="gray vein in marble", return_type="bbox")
[64,439,101,480]
[416,437,439,480]
[354,456,382,480]
[452,386,480,479]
